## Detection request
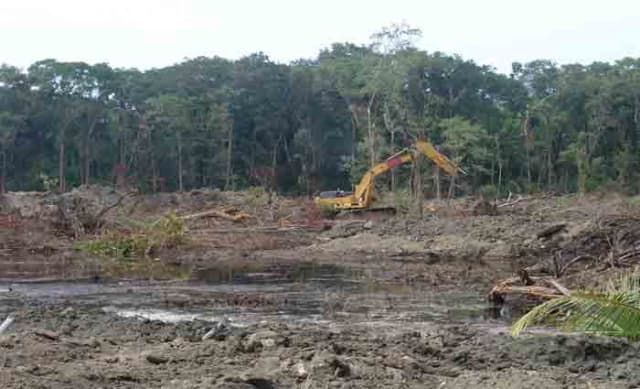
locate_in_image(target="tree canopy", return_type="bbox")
[1,25,639,196]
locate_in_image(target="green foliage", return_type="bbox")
[390,188,413,213]
[1,29,640,196]
[76,230,145,260]
[76,212,187,260]
[247,186,268,207]
[478,184,498,199]
[512,272,640,339]
[38,173,59,192]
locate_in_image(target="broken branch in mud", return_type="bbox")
[0,314,15,336]
[497,195,531,208]
[192,226,312,233]
[34,329,60,341]
[488,276,571,304]
[536,224,567,240]
[548,278,571,296]
[181,208,251,222]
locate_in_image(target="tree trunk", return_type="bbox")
[268,142,278,204]
[382,101,397,193]
[433,166,441,200]
[413,154,424,218]
[390,129,396,192]
[523,109,532,186]
[546,149,553,190]
[495,135,502,194]
[0,150,6,194]
[82,140,90,186]
[498,162,503,195]
[525,146,532,185]
[58,138,65,193]
[225,124,234,190]
[177,131,183,192]
[347,102,359,161]
[448,176,456,199]
[367,93,377,169]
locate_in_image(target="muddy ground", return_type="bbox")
[2,187,640,388]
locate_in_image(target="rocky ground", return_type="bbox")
[2,187,640,388]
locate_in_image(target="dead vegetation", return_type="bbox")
[489,200,640,306]
[0,186,322,279]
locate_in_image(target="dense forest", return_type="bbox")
[1,25,639,197]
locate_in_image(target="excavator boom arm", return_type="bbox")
[415,140,463,177]
[315,138,462,210]
[353,149,416,201]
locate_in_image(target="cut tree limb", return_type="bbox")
[34,329,60,341]
[497,196,531,208]
[488,275,572,303]
[181,208,251,222]
[548,279,571,296]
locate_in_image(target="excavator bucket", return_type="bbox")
[415,140,464,177]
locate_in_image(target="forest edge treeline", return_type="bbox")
[1,24,639,197]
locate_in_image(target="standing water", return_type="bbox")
[1,263,502,327]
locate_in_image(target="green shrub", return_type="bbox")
[478,184,498,199]
[76,211,187,260]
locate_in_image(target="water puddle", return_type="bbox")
[1,263,505,328]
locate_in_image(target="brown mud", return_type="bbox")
[2,188,640,388]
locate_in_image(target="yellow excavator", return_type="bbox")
[315,139,463,212]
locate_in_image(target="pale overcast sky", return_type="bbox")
[1,0,639,74]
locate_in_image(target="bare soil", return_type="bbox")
[2,188,640,388]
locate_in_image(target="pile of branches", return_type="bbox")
[551,215,640,277]
[488,270,570,305]
[491,214,640,305]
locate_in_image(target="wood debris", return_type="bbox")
[34,329,60,341]
[0,314,14,336]
[536,224,567,239]
[488,275,571,304]
[497,195,531,208]
[181,208,251,222]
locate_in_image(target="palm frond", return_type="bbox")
[511,271,640,339]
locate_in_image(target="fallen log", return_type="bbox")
[497,196,531,208]
[190,226,311,233]
[181,208,251,222]
[488,276,571,304]
[34,329,60,341]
